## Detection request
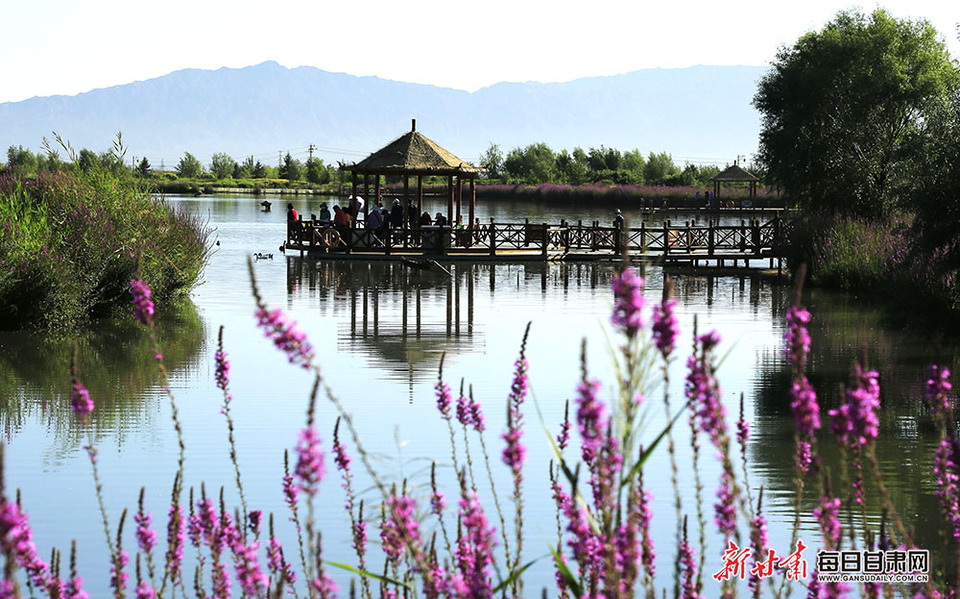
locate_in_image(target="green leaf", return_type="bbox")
[550,545,583,597]
[620,398,692,485]
[325,560,411,588]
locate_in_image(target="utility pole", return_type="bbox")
[308,144,316,160]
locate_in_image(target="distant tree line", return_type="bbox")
[478,142,727,187]
[4,141,743,190]
[2,146,336,187]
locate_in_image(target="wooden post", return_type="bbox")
[489,220,497,256]
[403,176,410,229]
[468,178,476,231]
[708,220,715,256]
[541,223,548,258]
[455,177,463,225]
[447,175,454,226]
[663,220,670,256]
[417,175,424,221]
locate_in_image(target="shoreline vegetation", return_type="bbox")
[0,145,212,331]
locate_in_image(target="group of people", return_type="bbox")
[287,198,451,235]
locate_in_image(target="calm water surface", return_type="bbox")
[0,194,953,597]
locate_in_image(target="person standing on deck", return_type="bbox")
[613,208,625,228]
[390,199,404,228]
[333,205,351,227]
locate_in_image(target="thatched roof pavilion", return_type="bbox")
[342,119,482,227]
[710,163,760,199]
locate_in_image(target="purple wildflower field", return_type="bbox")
[0,258,956,599]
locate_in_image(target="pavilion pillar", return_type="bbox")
[351,172,358,202]
[374,176,381,210]
[456,177,463,225]
[447,176,454,224]
[468,177,475,229]
[403,175,410,229]
[362,174,370,226]
[417,175,424,221]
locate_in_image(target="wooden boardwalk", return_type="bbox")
[283,217,790,268]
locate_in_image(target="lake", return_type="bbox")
[0,193,952,597]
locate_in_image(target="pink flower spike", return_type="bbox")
[129,279,155,326]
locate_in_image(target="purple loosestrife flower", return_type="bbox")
[501,425,526,478]
[557,401,571,451]
[925,365,953,417]
[784,304,812,370]
[134,510,157,555]
[679,533,703,599]
[294,425,325,496]
[130,279,155,326]
[70,379,94,420]
[267,537,297,584]
[636,485,656,579]
[934,435,960,541]
[611,267,645,338]
[814,494,842,549]
[829,365,880,450]
[109,550,129,593]
[576,378,606,463]
[436,379,453,420]
[0,499,52,590]
[790,376,820,475]
[135,581,155,599]
[255,306,314,368]
[380,494,422,561]
[456,491,497,595]
[232,539,269,597]
[652,296,679,359]
[685,333,727,450]
[714,471,737,539]
[214,345,230,393]
[165,502,185,585]
[282,473,298,510]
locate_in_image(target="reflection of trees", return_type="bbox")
[0,301,205,448]
[749,285,960,574]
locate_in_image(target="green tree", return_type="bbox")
[278,152,302,181]
[753,8,959,217]
[621,149,645,184]
[644,151,679,185]
[137,157,151,177]
[210,152,236,180]
[235,156,255,179]
[909,86,960,273]
[503,143,555,184]
[479,143,504,181]
[555,149,589,185]
[177,152,204,179]
[6,146,37,173]
[305,157,330,185]
[77,148,99,171]
[252,160,267,179]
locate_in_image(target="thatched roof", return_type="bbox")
[711,164,759,182]
[344,119,481,176]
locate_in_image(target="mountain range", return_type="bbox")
[0,61,768,169]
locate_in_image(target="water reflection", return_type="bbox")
[0,301,205,451]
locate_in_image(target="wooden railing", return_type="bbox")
[285,217,789,260]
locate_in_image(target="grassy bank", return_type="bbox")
[0,168,212,330]
[790,212,960,326]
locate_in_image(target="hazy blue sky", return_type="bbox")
[3,0,957,103]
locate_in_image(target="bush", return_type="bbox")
[0,168,211,329]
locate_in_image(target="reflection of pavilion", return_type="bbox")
[286,259,485,394]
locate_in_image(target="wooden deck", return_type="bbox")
[282,218,790,268]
